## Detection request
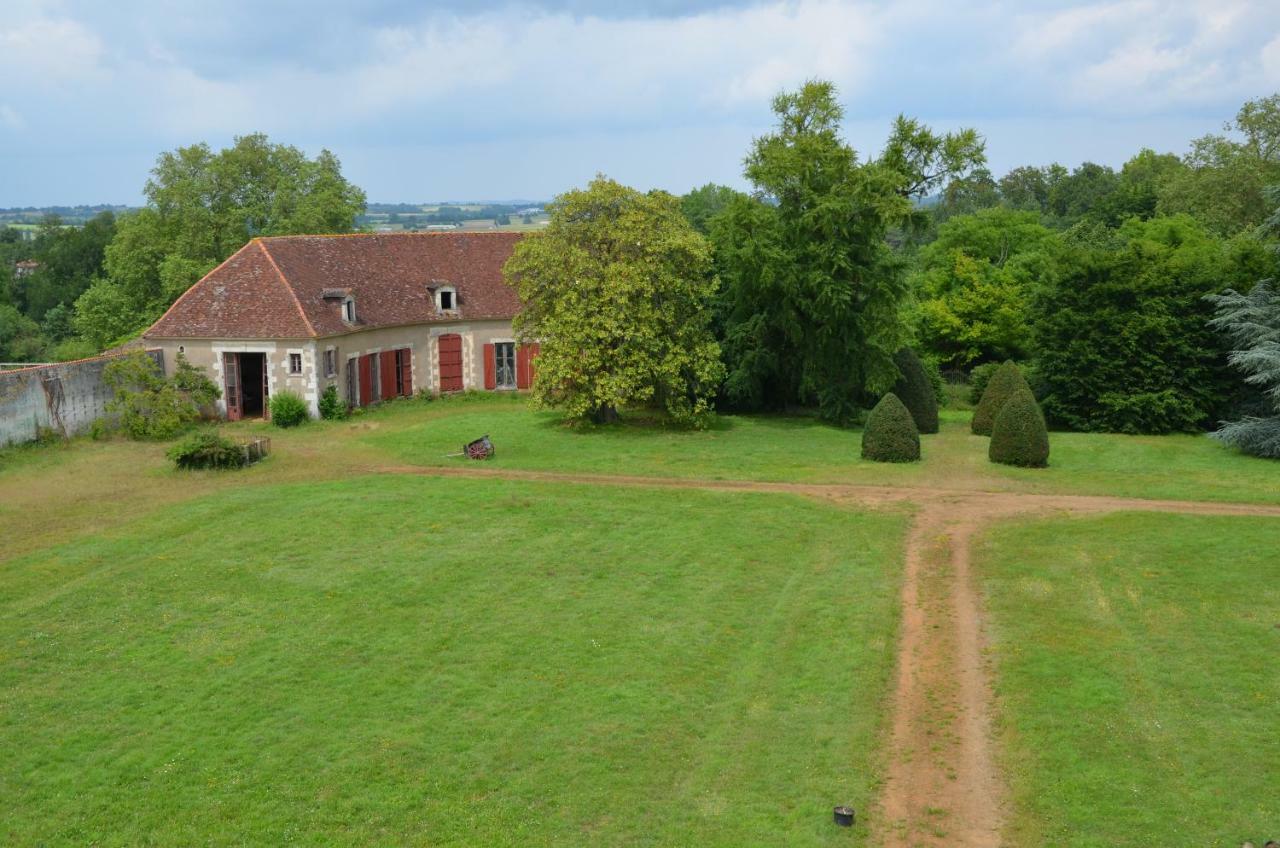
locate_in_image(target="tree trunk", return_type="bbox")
[591,405,619,424]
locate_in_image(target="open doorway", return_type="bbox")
[239,353,266,418]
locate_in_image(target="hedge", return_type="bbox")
[989,387,1050,467]
[972,361,1030,436]
[891,348,940,434]
[861,392,921,463]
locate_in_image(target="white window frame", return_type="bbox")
[288,351,303,375]
[343,297,357,323]
[436,286,457,312]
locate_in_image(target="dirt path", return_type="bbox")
[370,463,1280,846]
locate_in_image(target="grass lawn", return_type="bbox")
[1,475,905,846]
[975,513,1280,847]
[353,395,1280,505]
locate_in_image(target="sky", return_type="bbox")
[1,0,1279,207]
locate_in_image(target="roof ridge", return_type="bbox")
[144,242,258,338]
[256,240,318,338]
[258,230,524,241]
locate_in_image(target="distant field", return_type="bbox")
[977,512,1280,847]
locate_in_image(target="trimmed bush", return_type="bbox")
[270,391,309,428]
[972,361,1030,436]
[167,430,245,470]
[967,362,1001,405]
[989,387,1050,467]
[861,392,921,463]
[891,348,940,434]
[318,385,348,420]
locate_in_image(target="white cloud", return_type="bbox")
[0,16,104,86]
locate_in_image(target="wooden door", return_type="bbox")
[438,334,463,392]
[380,350,398,400]
[223,352,242,421]
[397,348,413,396]
[358,354,373,406]
[261,357,271,422]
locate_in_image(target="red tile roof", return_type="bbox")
[145,231,524,340]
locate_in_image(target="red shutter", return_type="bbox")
[438,334,463,392]
[358,354,373,406]
[380,350,397,400]
[483,343,496,390]
[223,353,241,421]
[398,349,413,396]
[528,343,540,386]
[516,345,531,389]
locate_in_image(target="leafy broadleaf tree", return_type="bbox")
[505,176,724,427]
[1207,279,1280,457]
[712,80,984,423]
[74,134,366,349]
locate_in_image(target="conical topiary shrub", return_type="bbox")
[972,361,1030,436]
[891,348,940,434]
[989,387,1050,467]
[861,392,921,463]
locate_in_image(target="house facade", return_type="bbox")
[143,232,538,420]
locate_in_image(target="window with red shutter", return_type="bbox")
[483,343,496,390]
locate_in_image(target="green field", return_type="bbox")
[976,513,1280,847]
[1,475,904,845]
[2,393,1278,845]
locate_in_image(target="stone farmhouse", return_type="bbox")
[143,232,538,420]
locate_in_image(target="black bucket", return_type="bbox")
[833,805,855,827]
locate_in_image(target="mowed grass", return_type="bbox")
[355,395,1280,504]
[2,475,905,846]
[975,513,1280,847]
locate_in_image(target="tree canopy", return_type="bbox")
[505,176,723,427]
[72,134,366,349]
[711,80,984,423]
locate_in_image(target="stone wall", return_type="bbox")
[0,350,163,447]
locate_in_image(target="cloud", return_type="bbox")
[0,16,104,86]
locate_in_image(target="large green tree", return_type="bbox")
[712,81,984,423]
[73,134,366,349]
[1158,94,1280,235]
[24,211,116,320]
[913,208,1057,367]
[1031,215,1238,433]
[505,176,723,426]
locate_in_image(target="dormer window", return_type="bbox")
[436,286,457,312]
[343,297,356,323]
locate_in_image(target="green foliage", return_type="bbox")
[506,175,724,427]
[913,208,1055,366]
[861,392,921,462]
[972,361,1029,436]
[679,183,744,234]
[23,211,116,321]
[0,304,46,361]
[1031,215,1235,433]
[1207,279,1280,458]
[713,80,982,423]
[968,361,1000,405]
[74,134,366,347]
[166,430,245,470]
[989,387,1050,467]
[269,390,310,428]
[103,350,219,440]
[891,348,939,434]
[318,385,348,420]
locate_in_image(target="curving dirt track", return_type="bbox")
[370,463,1280,846]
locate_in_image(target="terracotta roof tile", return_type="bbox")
[145,231,523,340]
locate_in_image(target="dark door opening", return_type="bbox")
[239,353,267,418]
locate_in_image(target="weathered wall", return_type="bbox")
[147,318,521,418]
[0,351,164,447]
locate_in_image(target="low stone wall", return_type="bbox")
[0,350,163,447]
